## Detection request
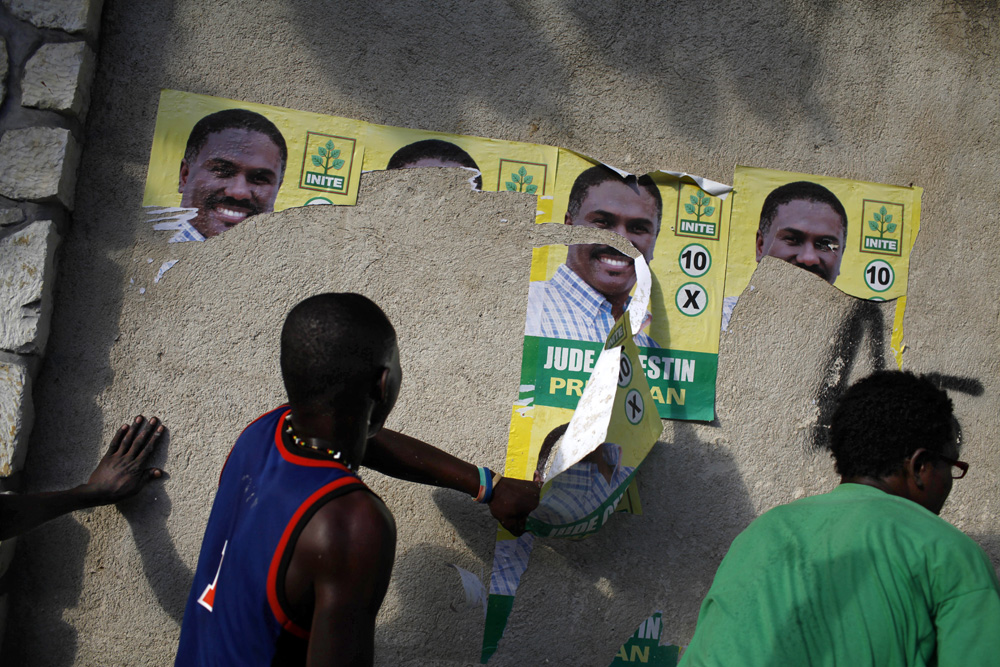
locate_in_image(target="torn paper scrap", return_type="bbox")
[146,206,205,243]
[451,565,488,618]
[154,259,179,284]
[526,313,662,539]
[609,611,679,666]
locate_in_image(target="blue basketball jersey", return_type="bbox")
[176,406,367,665]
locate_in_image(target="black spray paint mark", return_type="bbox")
[812,301,985,449]
[812,300,886,449]
[922,373,984,397]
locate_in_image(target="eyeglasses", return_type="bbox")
[931,452,969,480]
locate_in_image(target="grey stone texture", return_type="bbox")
[0,351,32,477]
[5,0,1000,665]
[0,128,80,207]
[0,221,59,355]
[22,41,96,119]
[0,209,24,227]
[2,0,103,35]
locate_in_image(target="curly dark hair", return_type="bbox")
[829,371,954,479]
[758,181,847,242]
[566,165,663,235]
[386,139,483,190]
[184,108,287,176]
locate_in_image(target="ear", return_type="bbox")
[564,210,573,225]
[755,230,765,262]
[179,160,190,193]
[905,448,932,490]
[376,367,391,403]
[366,368,393,439]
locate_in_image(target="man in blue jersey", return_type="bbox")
[177,294,539,665]
[680,371,1000,666]
[525,165,662,346]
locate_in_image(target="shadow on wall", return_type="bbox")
[1,166,188,657]
[122,432,193,625]
[405,421,756,664]
[2,518,90,663]
[282,0,850,150]
[280,0,996,168]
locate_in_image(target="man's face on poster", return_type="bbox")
[755,199,846,284]
[179,128,284,238]
[565,180,660,302]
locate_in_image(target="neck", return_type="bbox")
[840,475,906,498]
[284,406,369,469]
[609,294,628,320]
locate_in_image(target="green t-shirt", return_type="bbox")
[680,484,1000,666]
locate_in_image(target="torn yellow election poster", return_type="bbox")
[362,123,558,217]
[143,89,367,241]
[527,150,732,421]
[482,256,662,663]
[722,166,921,363]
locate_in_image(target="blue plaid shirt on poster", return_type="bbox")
[524,264,659,347]
[530,444,634,526]
[489,533,535,597]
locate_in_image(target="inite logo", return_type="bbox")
[860,200,904,256]
[499,160,548,195]
[675,185,723,241]
[299,132,356,194]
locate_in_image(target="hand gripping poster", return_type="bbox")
[722,166,922,357]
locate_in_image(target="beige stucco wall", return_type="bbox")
[3,1,998,664]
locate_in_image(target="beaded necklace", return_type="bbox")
[283,413,355,471]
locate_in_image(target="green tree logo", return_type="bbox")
[868,206,896,238]
[311,140,346,175]
[683,191,715,221]
[506,166,537,194]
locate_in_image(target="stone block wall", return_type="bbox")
[0,0,101,644]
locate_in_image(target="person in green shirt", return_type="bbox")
[680,370,1000,666]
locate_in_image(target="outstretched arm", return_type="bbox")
[0,415,164,540]
[363,428,540,535]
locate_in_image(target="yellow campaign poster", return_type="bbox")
[143,90,367,241]
[526,149,732,421]
[483,313,661,662]
[362,124,558,212]
[723,166,921,331]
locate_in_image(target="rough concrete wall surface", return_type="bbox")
[3,0,999,665]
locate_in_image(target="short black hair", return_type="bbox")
[829,371,955,479]
[758,181,848,242]
[184,108,288,177]
[280,293,396,411]
[566,165,663,234]
[386,139,483,190]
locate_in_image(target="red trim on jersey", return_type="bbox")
[217,406,291,486]
[266,476,365,638]
[272,408,357,470]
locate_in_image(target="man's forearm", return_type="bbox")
[363,429,480,498]
[0,485,108,540]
